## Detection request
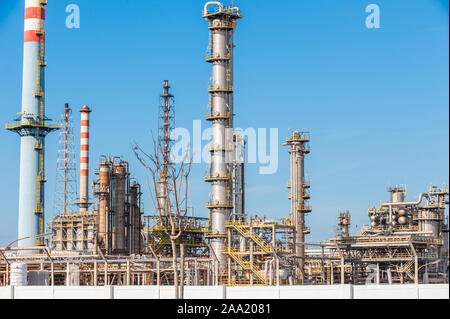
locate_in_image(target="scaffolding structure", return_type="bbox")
[144,216,209,257]
[0,252,214,287]
[47,211,97,253]
[222,217,296,286]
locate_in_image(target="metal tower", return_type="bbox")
[284,131,311,278]
[203,2,241,273]
[156,80,175,216]
[6,0,60,247]
[53,103,78,217]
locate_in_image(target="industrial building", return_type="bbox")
[0,1,448,294]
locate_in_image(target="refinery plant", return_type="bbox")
[0,1,448,295]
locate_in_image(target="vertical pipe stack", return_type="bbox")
[232,135,245,221]
[7,0,59,248]
[203,2,241,274]
[78,106,91,212]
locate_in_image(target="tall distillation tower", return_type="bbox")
[203,2,241,272]
[6,0,59,247]
[284,131,312,279]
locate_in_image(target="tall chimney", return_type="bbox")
[78,106,91,212]
[6,0,59,248]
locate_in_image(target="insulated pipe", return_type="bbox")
[204,2,223,15]
[381,193,429,208]
[79,106,91,212]
[264,259,271,282]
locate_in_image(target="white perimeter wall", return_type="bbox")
[0,284,448,299]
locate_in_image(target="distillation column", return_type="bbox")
[203,2,241,273]
[96,159,111,250]
[285,131,311,278]
[112,161,128,253]
[6,0,59,247]
[78,106,91,212]
[129,183,142,254]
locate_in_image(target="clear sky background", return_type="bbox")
[0,0,448,246]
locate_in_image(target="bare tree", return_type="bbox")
[132,133,191,299]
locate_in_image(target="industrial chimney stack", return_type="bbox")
[78,106,92,212]
[6,0,59,248]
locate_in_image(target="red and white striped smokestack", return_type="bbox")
[24,0,46,44]
[79,105,91,212]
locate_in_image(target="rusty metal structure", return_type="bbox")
[92,157,143,256]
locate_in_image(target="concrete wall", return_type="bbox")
[0,284,448,299]
[279,285,353,299]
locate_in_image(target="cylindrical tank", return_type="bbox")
[279,269,289,281]
[28,271,49,286]
[239,236,247,252]
[66,264,80,286]
[390,188,405,203]
[10,262,28,286]
[418,210,440,237]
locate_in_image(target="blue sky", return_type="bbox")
[0,0,448,246]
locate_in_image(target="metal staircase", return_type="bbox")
[228,222,272,253]
[226,249,266,283]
